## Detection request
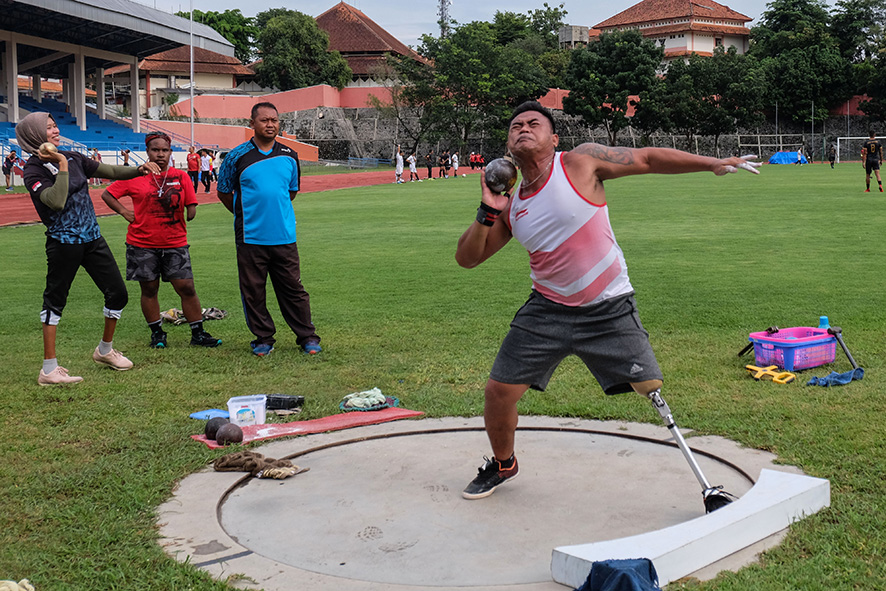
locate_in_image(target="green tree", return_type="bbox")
[650,49,765,155]
[758,47,849,124]
[750,0,852,122]
[391,21,549,151]
[175,9,255,64]
[253,9,351,91]
[628,77,671,144]
[529,2,569,49]
[536,48,570,89]
[831,0,886,62]
[563,29,663,146]
[750,0,832,57]
[491,11,531,46]
[658,57,706,151]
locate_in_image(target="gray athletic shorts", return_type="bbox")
[490,291,663,394]
[125,244,193,282]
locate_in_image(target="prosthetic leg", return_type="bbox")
[646,389,735,513]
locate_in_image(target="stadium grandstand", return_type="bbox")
[1,0,233,162]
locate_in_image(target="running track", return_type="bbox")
[0,167,482,227]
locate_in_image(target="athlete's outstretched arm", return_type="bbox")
[571,143,760,181]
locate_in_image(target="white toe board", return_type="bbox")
[551,469,830,588]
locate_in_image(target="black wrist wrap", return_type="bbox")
[476,202,502,226]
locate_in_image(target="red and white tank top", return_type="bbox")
[506,152,633,307]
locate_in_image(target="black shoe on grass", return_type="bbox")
[191,330,222,347]
[150,330,167,349]
[462,455,519,499]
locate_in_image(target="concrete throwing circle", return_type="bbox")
[216,422,755,587]
[159,417,802,591]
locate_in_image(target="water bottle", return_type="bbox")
[818,316,830,330]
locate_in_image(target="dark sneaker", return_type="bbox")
[462,455,519,499]
[251,343,274,357]
[150,330,167,349]
[302,339,322,355]
[191,330,222,348]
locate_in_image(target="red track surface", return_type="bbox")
[0,167,482,227]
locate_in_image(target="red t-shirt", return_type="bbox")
[106,167,198,248]
[187,152,200,172]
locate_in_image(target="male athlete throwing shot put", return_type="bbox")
[455,101,760,499]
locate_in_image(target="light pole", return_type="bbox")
[189,0,194,148]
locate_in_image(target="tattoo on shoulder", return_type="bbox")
[575,143,635,165]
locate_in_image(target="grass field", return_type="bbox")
[1,162,885,590]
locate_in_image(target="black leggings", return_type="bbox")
[43,236,127,322]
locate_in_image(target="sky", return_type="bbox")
[152,0,817,50]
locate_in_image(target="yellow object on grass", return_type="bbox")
[745,364,796,384]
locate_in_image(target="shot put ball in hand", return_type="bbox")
[484,158,518,194]
[39,142,58,156]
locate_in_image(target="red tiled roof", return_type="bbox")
[316,2,426,64]
[595,0,750,29]
[18,77,96,96]
[105,46,253,76]
[340,55,397,78]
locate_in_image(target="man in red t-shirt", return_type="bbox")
[186,145,200,192]
[101,132,221,348]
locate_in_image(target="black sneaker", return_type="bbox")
[191,330,222,348]
[462,455,519,499]
[150,330,167,349]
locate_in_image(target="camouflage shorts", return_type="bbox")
[125,244,193,282]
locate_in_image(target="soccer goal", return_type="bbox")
[837,137,885,164]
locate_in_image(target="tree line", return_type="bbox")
[185,0,886,150]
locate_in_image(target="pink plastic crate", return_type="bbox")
[749,327,836,371]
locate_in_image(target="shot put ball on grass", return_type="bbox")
[215,423,244,445]
[205,417,230,440]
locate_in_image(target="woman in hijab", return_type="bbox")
[16,112,160,385]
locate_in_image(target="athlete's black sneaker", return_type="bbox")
[150,330,167,349]
[190,330,222,348]
[462,455,519,499]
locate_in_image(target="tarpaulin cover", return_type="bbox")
[769,151,807,164]
[192,407,424,449]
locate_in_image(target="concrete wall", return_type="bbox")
[172,85,393,121]
[142,119,319,161]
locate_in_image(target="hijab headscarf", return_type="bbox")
[15,112,50,155]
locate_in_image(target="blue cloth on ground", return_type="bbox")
[189,409,230,420]
[806,367,864,387]
[575,558,661,591]
[768,151,808,164]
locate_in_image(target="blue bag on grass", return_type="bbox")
[575,558,662,591]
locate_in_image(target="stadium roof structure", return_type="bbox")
[316,1,428,79]
[1,0,234,79]
[594,0,751,34]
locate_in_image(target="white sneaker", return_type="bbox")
[93,347,134,371]
[38,366,84,386]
